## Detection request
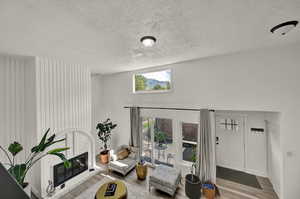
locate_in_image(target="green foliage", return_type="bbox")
[8,142,23,156]
[135,74,171,92]
[191,146,197,163]
[0,128,70,187]
[47,150,71,168]
[153,84,163,90]
[143,119,153,129]
[96,118,117,152]
[166,82,171,90]
[154,130,167,145]
[135,75,147,91]
[191,146,197,176]
[8,164,26,185]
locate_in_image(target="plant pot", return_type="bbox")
[136,163,147,180]
[23,183,31,198]
[99,150,110,164]
[185,174,201,199]
[203,183,216,199]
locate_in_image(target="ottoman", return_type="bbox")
[149,165,181,196]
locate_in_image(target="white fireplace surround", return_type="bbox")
[41,128,99,199]
[56,128,97,168]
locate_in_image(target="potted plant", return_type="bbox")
[154,130,166,147]
[96,118,117,164]
[185,146,201,199]
[0,128,70,197]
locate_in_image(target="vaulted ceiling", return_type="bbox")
[0,0,299,73]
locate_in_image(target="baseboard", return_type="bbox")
[245,169,268,178]
[31,186,42,199]
[269,177,281,199]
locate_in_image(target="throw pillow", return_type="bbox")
[117,148,130,160]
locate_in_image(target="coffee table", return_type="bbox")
[95,180,127,199]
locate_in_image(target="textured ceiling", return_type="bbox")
[0,0,299,74]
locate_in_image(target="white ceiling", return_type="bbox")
[0,0,299,74]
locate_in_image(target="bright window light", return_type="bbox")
[133,69,172,93]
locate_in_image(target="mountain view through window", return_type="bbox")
[134,69,171,92]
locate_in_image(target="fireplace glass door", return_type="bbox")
[53,152,88,187]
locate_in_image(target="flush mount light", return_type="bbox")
[140,36,156,47]
[270,20,298,35]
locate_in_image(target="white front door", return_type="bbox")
[216,114,245,171]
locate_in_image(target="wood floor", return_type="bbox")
[217,177,279,199]
[58,162,279,199]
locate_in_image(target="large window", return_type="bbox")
[141,117,175,167]
[182,123,198,162]
[133,69,171,93]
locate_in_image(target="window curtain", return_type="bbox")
[197,109,216,183]
[129,107,141,160]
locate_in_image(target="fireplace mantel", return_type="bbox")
[40,128,100,199]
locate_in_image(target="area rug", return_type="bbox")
[217,166,262,189]
[67,170,186,199]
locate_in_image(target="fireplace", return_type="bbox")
[53,152,88,187]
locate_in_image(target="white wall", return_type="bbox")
[35,57,92,197]
[94,42,300,199]
[265,112,282,197]
[245,112,268,177]
[91,74,104,154]
[0,54,37,185]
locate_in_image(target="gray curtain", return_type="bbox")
[129,107,141,160]
[197,109,216,183]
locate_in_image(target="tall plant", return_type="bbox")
[0,128,70,187]
[96,118,117,154]
[154,130,167,146]
[191,146,197,181]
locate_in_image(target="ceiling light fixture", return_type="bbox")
[140,36,156,47]
[270,20,298,35]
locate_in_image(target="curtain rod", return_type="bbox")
[124,106,215,112]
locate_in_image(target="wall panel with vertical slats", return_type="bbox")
[0,55,36,165]
[35,57,91,197]
[0,55,92,197]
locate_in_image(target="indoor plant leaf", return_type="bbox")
[43,138,65,150]
[8,142,23,156]
[31,128,51,153]
[8,164,26,185]
[47,147,70,154]
[47,152,71,168]
[96,119,117,164]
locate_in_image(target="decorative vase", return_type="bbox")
[99,150,109,164]
[203,183,216,199]
[46,180,56,197]
[185,174,201,199]
[23,183,31,198]
[136,163,147,180]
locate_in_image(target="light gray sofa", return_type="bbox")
[108,145,137,176]
[149,165,182,197]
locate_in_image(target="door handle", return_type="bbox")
[216,137,219,145]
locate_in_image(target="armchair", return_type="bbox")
[108,145,137,176]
